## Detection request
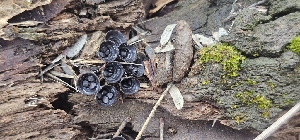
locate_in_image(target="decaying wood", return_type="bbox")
[1,0,144,41]
[0,82,69,116]
[0,39,42,86]
[0,0,286,139]
[0,81,77,139]
[0,110,78,140]
[0,0,52,28]
[172,20,193,82]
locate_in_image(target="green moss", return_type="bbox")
[252,95,271,109]
[233,114,247,124]
[246,78,257,85]
[266,81,275,89]
[201,80,210,85]
[199,44,245,77]
[284,99,296,106]
[231,105,237,109]
[234,91,272,118]
[287,36,300,55]
[234,115,242,124]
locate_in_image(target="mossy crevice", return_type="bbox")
[199,44,245,77]
[185,42,300,131]
[287,36,300,55]
[234,90,272,118]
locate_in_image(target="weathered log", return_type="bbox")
[1,0,299,139]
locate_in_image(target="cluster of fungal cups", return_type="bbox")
[76,30,144,106]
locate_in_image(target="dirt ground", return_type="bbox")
[1,0,300,140]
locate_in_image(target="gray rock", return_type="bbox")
[268,0,300,15]
[222,10,300,57]
[183,53,300,131]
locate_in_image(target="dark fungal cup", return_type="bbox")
[119,43,137,62]
[96,85,117,106]
[102,62,124,83]
[105,30,127,47]
[98,40,119,62]
[120,77,140,94]
[76,72,100,95]
[122,58,144,77]
[111,136,126,140]
[122,63,144,77]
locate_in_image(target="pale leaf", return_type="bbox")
[160,24,177,46]
[169,84,184,110]
[155,41,175,53]
[66,34,87,58]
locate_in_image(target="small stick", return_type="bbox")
[160,118,164,140]
[46,73,78,91]
[38,63,59,77]
[113,117,132,138]
[248,0,267,8]
[50,70,75,79]
[127,35,140,45]
[119,62,143,66]
[135,83,173,140]
[254,100,300,140]
[95,132,115,139]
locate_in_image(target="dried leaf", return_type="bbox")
[143,61,156,88]
[66,34,87,58]
[192,34,204,50]
[160,24,177,46]
[192,34,215,46]
[212,28,228,41]
[172,20,193,82]
[149,0,174,14]
[80,31,105,59]
[155,41,175,53]
[140,83,150,88]
[145,46,156,61]
[168,84,184,110]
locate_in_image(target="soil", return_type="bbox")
[1,0,300,140]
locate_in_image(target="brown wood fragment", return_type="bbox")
[154,52,173,86]
[0,0,52,28]
[0,39,42,86]
[0,82,69,116]
[80,31,105,60]
[172,20,193,82]
[0,110,78,139]
[149,0,174,14]
[143,60,157,88]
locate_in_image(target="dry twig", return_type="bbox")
[135,83,173,140]
[160,118,164,140]
[222,0,267,23]
[113,117,132,138]
[254,100,300,140]
[94,132,115,139]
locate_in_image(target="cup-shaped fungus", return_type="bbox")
[96,85,117,106]
[120,77,140,94]
[76,72,101,95]
[102,62,124,83]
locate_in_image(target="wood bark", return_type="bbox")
[1,0,297,139]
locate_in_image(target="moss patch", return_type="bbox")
[287,36,300,55]
[235,90,271,118]
[186,44,300,131]
[199,44,245,77]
